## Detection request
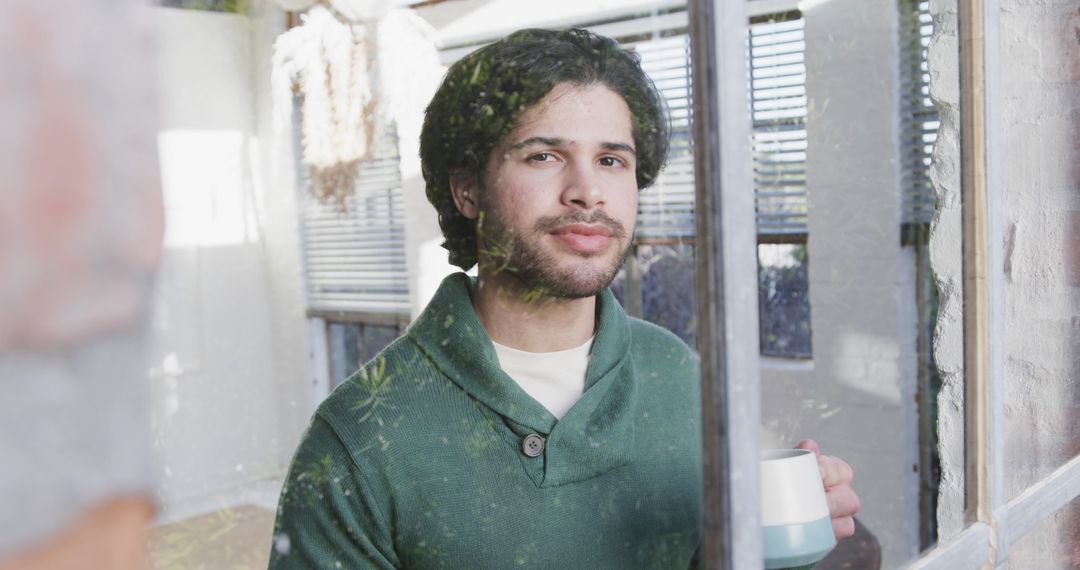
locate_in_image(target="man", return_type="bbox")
[270,28,858,569]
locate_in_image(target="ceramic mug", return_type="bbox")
[761,448,836,569]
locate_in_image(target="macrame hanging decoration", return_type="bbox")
[272,0,393,208]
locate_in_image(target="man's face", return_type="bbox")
[468,82,639,299]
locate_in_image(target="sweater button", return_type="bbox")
[522,434,545,457]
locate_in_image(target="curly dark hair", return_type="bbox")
[419,27,670,270]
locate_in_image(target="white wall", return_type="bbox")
[250,0,312,478]
[150,5,309,522]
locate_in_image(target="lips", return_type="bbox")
[551,223,614,254]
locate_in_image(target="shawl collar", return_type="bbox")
[407,273,638,486]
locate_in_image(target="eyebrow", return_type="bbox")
[509,136,637,156]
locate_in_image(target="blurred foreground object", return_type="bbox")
[0,0,163,567]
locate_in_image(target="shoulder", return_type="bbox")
[626,316,699,367]
[624,318,702,432]
[309,334,439,463]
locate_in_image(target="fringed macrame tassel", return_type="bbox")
[272,3,382,211]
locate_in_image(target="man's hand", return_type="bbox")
[796,439,860,540]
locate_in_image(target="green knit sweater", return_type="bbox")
[269,273,703,569]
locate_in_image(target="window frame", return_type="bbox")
[689,0,762,566]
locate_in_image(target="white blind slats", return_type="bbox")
[900,0,937,226]
[302,223,404,234]
[302,243,406,253]
[750,14,808,237]
[297,121,411,316]
[621,23,695,241]
[302,227,403,238]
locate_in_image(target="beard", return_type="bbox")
[476,206,632,300]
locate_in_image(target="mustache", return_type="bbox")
[532,210,628,239]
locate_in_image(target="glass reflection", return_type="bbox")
[758,0,952,566]
[139,0,958,569]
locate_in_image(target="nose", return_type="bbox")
[560,161,604,210]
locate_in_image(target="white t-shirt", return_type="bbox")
[491,336,594,420]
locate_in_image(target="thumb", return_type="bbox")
[795,439,821,456]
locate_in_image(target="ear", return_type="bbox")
[449,171,480,220]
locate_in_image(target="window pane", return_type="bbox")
[757,0,952,565]
[757,243,811,358]
[641,244,698,348]
[610,243,697,349]
[328,321,402,388]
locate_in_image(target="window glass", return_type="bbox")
[140,0,970,568]
[328,321,403,388]
[148,3,710,568]
[758,243,811,358]
[757,0,952,566]
[640,244,698,347]
[613,244,698,347]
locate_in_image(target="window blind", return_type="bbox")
[749,13,808,239]
[296,122,411,317]
[900,0,938,226]
[603,13,695,243]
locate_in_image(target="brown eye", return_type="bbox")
[528,152,554,162]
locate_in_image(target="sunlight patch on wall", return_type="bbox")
[157,129,261,248]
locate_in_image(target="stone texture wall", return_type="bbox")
[930,0,1080,565]
[998,1,1080,566]
[926,0,966,541]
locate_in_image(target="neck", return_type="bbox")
[471,270,598,353]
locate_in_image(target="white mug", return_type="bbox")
[761,449,836,569]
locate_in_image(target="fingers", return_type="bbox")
[795,439,821,455]
[793,439,860,541]
[818,454,854,488]
[825,483,860,519]
[832,516,856,540]
[825,482,860,541]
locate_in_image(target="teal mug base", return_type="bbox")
[763,515,836,570]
